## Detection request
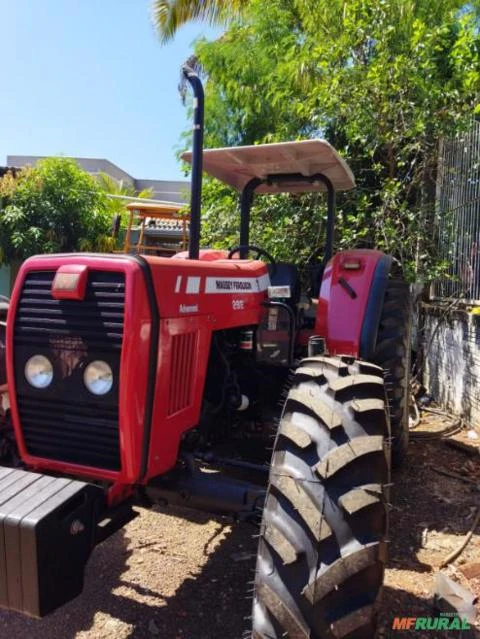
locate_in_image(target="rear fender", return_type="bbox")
[315,250,392,358]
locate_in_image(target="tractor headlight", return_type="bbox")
[25,355,53,389]
[84,360,113,396]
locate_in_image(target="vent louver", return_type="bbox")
[168,332,197,416]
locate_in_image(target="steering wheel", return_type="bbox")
[227,244,277,277]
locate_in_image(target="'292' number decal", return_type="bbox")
[232,299,245,310]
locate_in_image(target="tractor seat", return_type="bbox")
[268,263,300,306]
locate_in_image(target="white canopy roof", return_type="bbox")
[181,139,355,193]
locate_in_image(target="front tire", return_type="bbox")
[252,356,390,639]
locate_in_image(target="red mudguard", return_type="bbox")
[315,249,392,359]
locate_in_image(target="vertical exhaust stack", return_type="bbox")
[182,65,204,260]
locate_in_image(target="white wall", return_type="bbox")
[424,308,480,427]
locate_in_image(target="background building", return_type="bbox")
[6,155,189,204]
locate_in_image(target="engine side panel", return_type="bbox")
[145,317,212,478]
[142,256,270,479]
[315,250,391,357]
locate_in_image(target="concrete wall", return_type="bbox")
[424,306,480,427]
[134,178,189,204]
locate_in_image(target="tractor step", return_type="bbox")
[0,466,104,617]
[144,465,266,520]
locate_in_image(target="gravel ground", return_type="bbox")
[0,420,479,638]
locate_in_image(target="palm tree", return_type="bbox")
[96,173,153,232]
[151,0,248,43]
[96,173,154,218]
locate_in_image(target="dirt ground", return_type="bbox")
[0,416,479,638]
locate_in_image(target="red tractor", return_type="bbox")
[0,67,411,637]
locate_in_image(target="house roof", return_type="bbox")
[126,201,184,217]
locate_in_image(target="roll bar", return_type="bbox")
[239,173,336,264]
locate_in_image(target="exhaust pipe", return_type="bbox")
[182,65,204,260]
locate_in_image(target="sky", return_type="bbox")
[0,1,218,181]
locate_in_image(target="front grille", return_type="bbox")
[15,271,124,349]
[14,270,125,471]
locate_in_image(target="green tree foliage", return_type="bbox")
[0,158,113,263]
[176,0,480,280]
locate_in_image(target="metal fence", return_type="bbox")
[432,120,480,303]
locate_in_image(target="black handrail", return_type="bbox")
[182,65,204,260]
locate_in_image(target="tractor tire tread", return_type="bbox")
[252,356,390,639]
[371,279,412,465]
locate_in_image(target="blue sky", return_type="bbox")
[0,1,218,181]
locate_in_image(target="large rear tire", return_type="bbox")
[371,279,411,466]
[252,355,390,639]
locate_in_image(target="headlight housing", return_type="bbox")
[25,355,53,389]
[84,360,113,396]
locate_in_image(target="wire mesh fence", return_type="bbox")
[432,120,480,303]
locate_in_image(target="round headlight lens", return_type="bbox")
[84,360,113,396]
[25,355,53,389]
